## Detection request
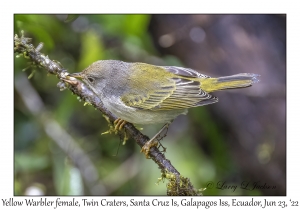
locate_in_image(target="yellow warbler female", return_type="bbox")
[71,60,259,125]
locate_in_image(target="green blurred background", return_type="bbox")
[14,14,286,195]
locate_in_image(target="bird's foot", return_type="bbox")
[114,118,127,131]
[101,118,127,135]
[141,139,159,159]
[141,122,171,159]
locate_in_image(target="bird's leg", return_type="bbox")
[141,122,171,158]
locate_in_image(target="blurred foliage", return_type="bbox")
[13,14,282,196]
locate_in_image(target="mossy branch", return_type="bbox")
[14,32,201,195]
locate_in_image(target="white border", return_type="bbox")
[2,0,299,209]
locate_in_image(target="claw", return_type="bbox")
[141,139,159,159]
[114,118,127,131]
[114,118,129,145]
[102,118,128,135]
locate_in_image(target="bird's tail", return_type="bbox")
[200,73,260,93]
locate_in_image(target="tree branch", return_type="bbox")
[14,32,201,195]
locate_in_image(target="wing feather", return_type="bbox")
[121,64,218,110]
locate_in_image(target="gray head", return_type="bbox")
[71,60,130,97]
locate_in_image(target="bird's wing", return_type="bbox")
[121,64,218,111]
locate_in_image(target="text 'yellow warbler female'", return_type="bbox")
[71,60,260,124]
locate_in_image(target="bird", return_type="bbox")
[70,60,260,157]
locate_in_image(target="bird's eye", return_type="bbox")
[87,77,95,83]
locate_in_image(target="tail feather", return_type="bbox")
[200,73,260,93]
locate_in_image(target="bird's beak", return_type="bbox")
[69,72,83,79]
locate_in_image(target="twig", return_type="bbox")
[14,32,200,195]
